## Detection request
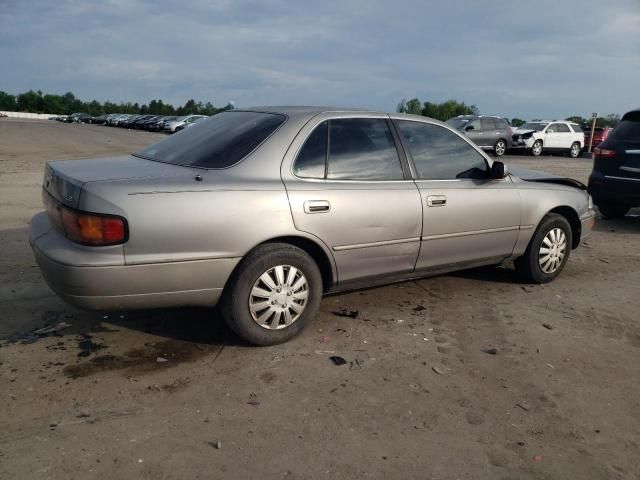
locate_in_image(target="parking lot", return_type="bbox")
[1,118,639,479]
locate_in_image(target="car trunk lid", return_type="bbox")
[43,154,198,206]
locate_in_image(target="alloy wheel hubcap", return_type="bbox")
[571,144,579,156]
[249,265,309,330]
[496,141,506,155]
[533,143,542,154]
[539,228,567,274]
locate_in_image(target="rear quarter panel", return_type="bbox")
[80,176,297,265]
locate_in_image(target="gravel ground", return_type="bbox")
[1,118,639,480]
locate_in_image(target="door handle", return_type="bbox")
[304,200,331,213]
[426,195,447,207]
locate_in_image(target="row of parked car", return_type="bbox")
[50,112,208,133]
[445,114,612,158]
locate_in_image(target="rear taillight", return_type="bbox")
[59,207,127,245]
[593,147,616,160]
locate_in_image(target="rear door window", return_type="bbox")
[395,120,489,180]
[326,118,404,180]
[293,121,327,178]
[481,118,496,130]
[555,123,571,133]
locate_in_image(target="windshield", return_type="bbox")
[134,111,286,169]
[519,122,548,131]
[445,118,471,130]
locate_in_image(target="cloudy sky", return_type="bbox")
[1,0,638,119]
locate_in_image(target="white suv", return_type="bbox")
[512,121,584,158]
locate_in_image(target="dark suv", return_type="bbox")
[588,108,640,218]
[446,115,513,156]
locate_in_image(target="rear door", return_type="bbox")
[555,123,574,149]
[544,123,563,148]
[282,114,423,283]
[393,118,521,270]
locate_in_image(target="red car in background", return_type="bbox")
[584,127,613,149]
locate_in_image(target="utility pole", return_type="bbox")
[588,112,598,153]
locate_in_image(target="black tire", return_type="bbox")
[515,213,572,284]
[531,140,543,156]
[569,142,580,158]
[597,202,630,219]
[219,243,323,345]
[494,139,507,157]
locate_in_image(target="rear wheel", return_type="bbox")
[531,140,543,156]
[597,202,630,219]
[569,142,580,158]
[219,243,323,345]
[515,213,572,284]
[494,139,507,157]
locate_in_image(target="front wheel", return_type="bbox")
[531,140,543,156]
[515,213,572,284]
[494,139,507,157]
[219,243,323,345]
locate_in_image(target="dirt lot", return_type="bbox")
[1,118,639,480]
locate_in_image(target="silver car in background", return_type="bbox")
[30,107,595,345]
[163,114,208,133]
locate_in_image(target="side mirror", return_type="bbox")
[491,161,509,179]
[465,125,474,131]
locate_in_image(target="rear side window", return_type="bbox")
[293,121,327,178]
[496,118,509,129]
[555,123,571,133]
[134,111,286,168]
[327,118,404,181]
[570,124,583,133]
[396,120,488,180]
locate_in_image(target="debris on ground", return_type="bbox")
[33,322,72,336]
[156,357,168,363]
[329,356,347,366]
[432,365,448,375]
[516,402,530,412]
[331,308,359,319]
[77,334,105,358]
[206,440,222,449]
[483,348,498,355]
[542,323,553,330]
[412,305,426,312]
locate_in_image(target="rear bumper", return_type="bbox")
[29,212,239,310]
[588,171,640,206]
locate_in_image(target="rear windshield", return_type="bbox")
[134,111,286,168]
[609,114,640,141]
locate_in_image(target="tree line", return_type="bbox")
[0,89,233,116]
[396,97,621,128]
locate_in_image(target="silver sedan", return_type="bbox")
[30,107,596,344]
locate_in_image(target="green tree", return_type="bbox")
[422,99,478,121]
[396,98,422,115]
[511,118,526,127]
[0,91,17,110]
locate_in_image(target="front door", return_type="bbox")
[282,115,423,283]
[393,118,521,270]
